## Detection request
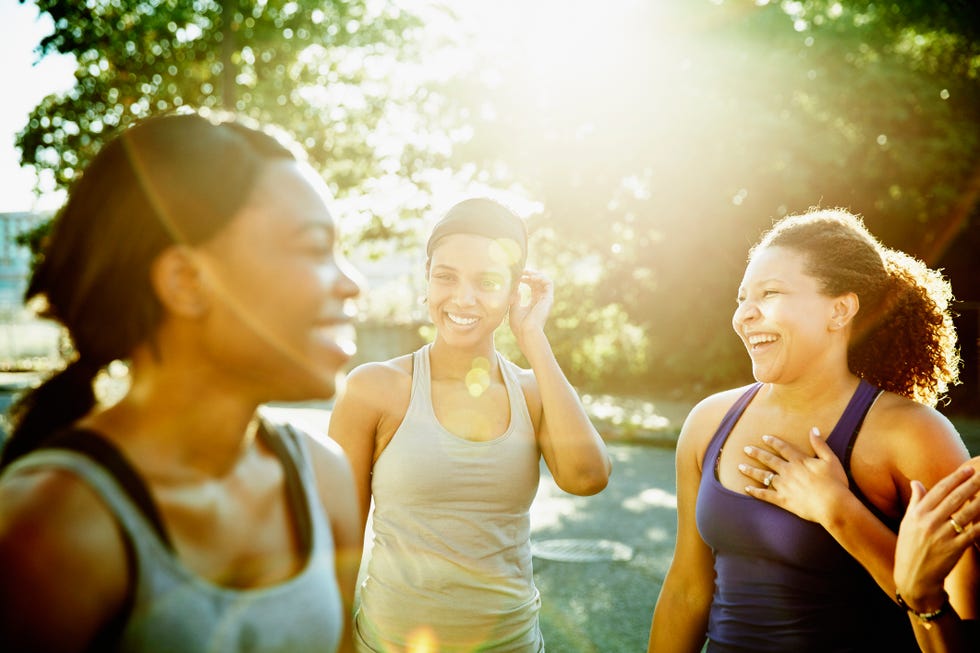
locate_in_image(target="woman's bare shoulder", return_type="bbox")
[0,465,128,643]
[676,385,757,462]
[344,354,413,392]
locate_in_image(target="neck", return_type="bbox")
[428,338,499,381]
[84,352,264,481]
[758,371,862,415]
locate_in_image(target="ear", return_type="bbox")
[829,292,859,331]
[150,246,209,318]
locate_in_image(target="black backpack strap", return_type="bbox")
[43,429,173,550]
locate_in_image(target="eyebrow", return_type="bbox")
[745,277,787,286]
[430,263,507,277]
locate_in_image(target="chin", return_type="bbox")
[270,370,340,404]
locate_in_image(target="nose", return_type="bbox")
[733,299,760,327]
[454,281,477,307]
[330,255,364,301]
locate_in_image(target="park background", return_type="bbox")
[2,1,980,651]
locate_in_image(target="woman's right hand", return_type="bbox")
[894,459,980,610]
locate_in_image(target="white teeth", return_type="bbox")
[447,312,478,326]
[748,334,778,345]
[318,324,357,355]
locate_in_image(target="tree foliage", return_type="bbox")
[441,0,980,396]
[18,0,980,403]
[17,0,443,240]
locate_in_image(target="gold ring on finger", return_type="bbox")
[950,515,965,535]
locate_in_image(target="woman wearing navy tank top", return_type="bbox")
[649,208,977,652]
[0,113,364,652]
[329,198,611,652]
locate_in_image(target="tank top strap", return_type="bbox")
[827,379,896,528]
[495,350,535,431]
[825,379,882,461]
[705,383,763,464]
[258,418,333,555]
[406,344,434,419]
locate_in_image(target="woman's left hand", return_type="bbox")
[739,427,850,525]
[894,463,980,606]
[509,269,554,346]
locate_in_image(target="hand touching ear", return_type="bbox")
[508,269,554,350]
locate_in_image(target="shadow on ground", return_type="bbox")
[530,444,678,652]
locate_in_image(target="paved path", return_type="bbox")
[531,444,676,652]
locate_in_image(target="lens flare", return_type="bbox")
[407,626,438,653]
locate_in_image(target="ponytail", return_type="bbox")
[0,358,102,470]
[848,249,958,407]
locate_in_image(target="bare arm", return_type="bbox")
[894,462,980,653]
[0,468,128,653]
[304,431,365,653]
[739,403,977,615]
[510,269,610,495]
[648,398,725,653]
[327,363,391,528]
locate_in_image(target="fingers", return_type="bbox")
[917,466,978,513]
[907,479,926,509]
[742,444,786,471]
[737,462,774,489]
[807,427,836,461]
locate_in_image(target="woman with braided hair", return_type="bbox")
[0,112,363,652]
[649,208,977,652]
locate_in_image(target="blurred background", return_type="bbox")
[2,0,980,425]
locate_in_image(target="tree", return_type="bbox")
[438,0,980,395]
[16,0,448,242]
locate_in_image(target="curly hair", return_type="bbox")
[750,208,959,407]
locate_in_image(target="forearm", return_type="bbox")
[648,585,710,653]
[907,612,972,653]
[821,490,899,595]
[521,331,611,490]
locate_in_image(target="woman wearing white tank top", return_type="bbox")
[330,197,612,652]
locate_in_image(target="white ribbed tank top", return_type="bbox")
[355,344,544,652]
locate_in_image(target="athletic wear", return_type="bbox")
[696,380,917,652]
[355,344,544,652]
[5,421,344,653]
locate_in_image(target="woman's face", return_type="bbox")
[732,245,840,384]
[426,233,517,348]
[194,159,362,401]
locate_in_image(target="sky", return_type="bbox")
[0,0,76,213]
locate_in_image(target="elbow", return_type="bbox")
[558,464,611,496]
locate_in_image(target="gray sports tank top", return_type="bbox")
[6,421,344,653]
[355,344,544,652]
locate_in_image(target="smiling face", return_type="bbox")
[193,159,362,401]
[732,245,843,384]
[426,233,518,349]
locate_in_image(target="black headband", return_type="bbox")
[426,198,528,267]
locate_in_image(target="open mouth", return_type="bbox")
[446,312,479,327]
[747,333,779,351]
[316,322,357,356]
